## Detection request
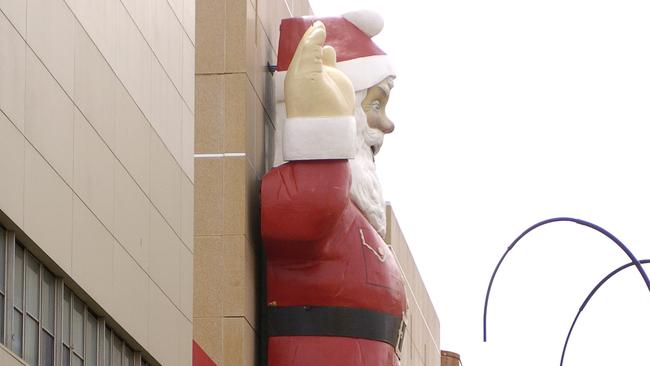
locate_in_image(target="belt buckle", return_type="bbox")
[395,312,407,359]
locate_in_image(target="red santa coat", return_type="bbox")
[261,159,407,366]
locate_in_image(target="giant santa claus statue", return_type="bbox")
[261,10,407,366]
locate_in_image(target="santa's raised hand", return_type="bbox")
[285,21,355,118]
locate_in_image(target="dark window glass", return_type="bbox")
[72,354,84,366]
[0,226,5,290]
[63,287,71,345]
[72,296,84,356]
[125,346,134,366]
[0,293,4,343]
[41,330,55,366]
[63,345,71,366]
[12,309,22,355]
[104,328,111,366]
[14,245,24,309]
[112,334,122,366]
[87,313,98,366]
[0,227,5,343]
[25,316,38,365]
[25,253,39,318]
[42,270,55,332]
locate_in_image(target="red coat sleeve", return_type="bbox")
[261,160,351,245]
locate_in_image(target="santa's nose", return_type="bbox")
[380,117,395,134]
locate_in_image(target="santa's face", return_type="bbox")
[360,78,395,156]
[349,77,395,238]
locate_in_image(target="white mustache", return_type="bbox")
[364,127,384,155]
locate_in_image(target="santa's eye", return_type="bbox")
[371,100,382,111]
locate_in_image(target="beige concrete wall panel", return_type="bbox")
[245,159,261,241]
[196,0,225,74]
[386,206,442,365]
[254,109,267,177]
[26,0,75,94]
[73,110,116,231]
[243,0,254,78]
[410,312,424,358]
[148,281,180,366]
[24,50,74,182]
[224,74,247,152]
[0,112,25,225]
[115,83,151,195]
[149,208,181,306]
[193,236,224,318]
[178,312,193,366]
[245,85,266,178]
[181,174,194,249]
[223,317,255,366]
[258,0,291,54]
[73,0,119,66]
[182,100,195,180]
[0,346,25,366]
[152,0,183,90]
[194,158,223,236]
[150,132,182,233]
[249,16,277,124]
[116,8,153,123]
[223,157,246,235]
[195,74,225,154]
[180,244,193,318]
[263,117,275,172]
[74,23,117,150]
[151,59,183,164]
[121,0,153,43]
[427,341,442,366]
[292,0,312,17]
[167,0,184,25]
[24,144,73,273]
[245,82,256,170]
[114,163,151,271]
[193,317,223,366]
[224,0,246,72]
[112,242,149,347]
[0,0,26,36]
[0,12,26,131]
[400,331,412,364]
[71,196,114,310]
[223,235,256,328]
[183,0,195,43]
[182,32,195,111]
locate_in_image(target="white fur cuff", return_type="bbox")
[283,116,356,161]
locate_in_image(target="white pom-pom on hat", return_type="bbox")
[343,9,384,37]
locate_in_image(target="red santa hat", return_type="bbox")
[274,10,395,102]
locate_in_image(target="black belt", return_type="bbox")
[267,306,407,355]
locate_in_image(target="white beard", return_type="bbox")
[349,101,387,238]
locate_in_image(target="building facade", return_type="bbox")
[0,0,195,364]
[1,0,445,364]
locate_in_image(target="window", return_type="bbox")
[11,246,59,366]
[42,270,55,366]
[0,226,5,344]
[105,327,135,366]
[62,287,101,366]
[0,227,154,366]
[12,244,24,356]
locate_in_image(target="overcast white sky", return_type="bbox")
[308,0,650,365]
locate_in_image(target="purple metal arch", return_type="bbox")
[560,259,650,366]
[483,217,650,342]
